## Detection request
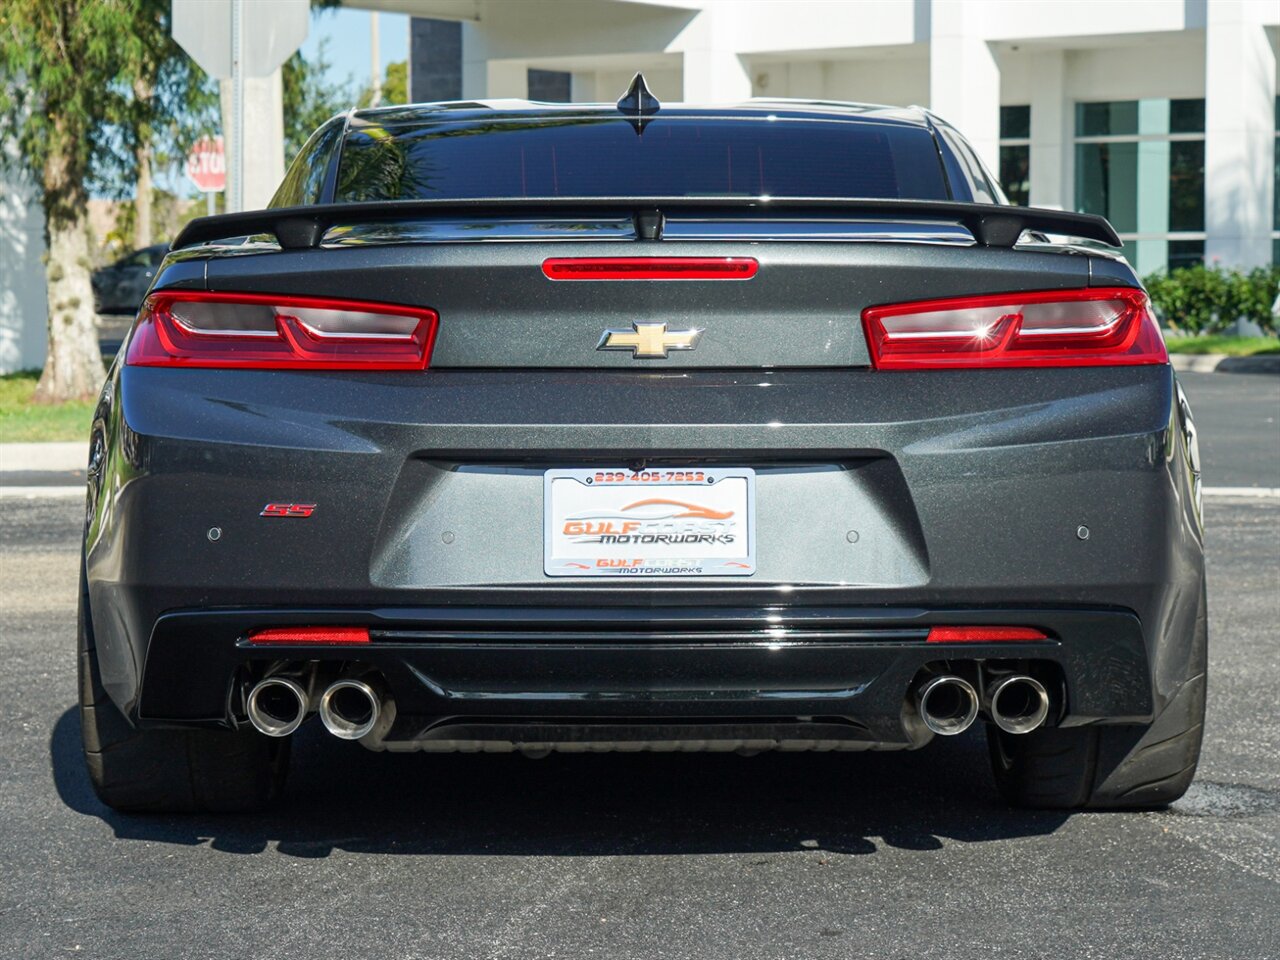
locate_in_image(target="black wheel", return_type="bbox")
[988,581,1207,810]
[78,572,289,813]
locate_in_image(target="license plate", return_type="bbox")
[544,468,755,577]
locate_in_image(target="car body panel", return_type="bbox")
[84,97,1203,756]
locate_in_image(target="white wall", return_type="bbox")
[751,54,929,107]
[1063,39,1207,102]
[0,166,47,375]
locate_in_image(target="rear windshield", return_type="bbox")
[334,116,949,202]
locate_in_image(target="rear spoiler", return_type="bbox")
[171,198,1121,251]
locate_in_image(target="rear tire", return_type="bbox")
[988,581,1207,810]
[78,573,289,813]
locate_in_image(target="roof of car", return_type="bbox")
[345,98,932,132]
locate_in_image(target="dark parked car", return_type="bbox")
[91,243,168,314]
[79,78,1205,813]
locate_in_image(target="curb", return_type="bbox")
[1170,353,1280,374]
[0,485,86,499]
[0,442,88,473]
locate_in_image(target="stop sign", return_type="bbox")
[186,136,226,193]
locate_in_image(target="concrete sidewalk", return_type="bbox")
[1170,354,1280,374]
[0,442,86,473]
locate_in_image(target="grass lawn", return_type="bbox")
[1163,335,1280,356]
[0,370,95,443]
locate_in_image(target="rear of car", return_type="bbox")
[79,89,1206,814]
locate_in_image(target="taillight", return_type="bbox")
[248,626,371,645]
[127,291,438,369]
[862,287,1167,369]
[542,257,758,280]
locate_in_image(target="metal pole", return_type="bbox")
[230,0,245,212]
[370,12,381,108]
[206,190,216,217]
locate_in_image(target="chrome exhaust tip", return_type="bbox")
[246,676,308,737]
[988,675,1050,735]
[319,679,382,741]
[917,675,980,736]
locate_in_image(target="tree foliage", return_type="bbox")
[282,39,352,163]
[0,0,216,402]
[2,0,215,213]
[383,61,408,106]
[1145,264,1280,335]
[99,1,218,194]
[1,0,130,227]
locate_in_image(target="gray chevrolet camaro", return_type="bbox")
[80,78,1206,814]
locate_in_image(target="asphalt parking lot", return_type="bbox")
[1,372,1277,959]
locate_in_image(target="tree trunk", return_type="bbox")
[33,210,103,405]
[133,77,153,249]
[134,140,153,249]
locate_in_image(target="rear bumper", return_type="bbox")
[137,605,1154,748]
[86,364,1205,736]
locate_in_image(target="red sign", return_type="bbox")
[185,136,226,193]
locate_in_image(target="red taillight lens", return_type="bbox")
[926,627,1049,643]
[248,626,371,645]
[127,292,438,369]
[862,287,1167,369]
[542,257,758,280]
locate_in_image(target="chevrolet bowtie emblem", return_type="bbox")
[597,321,704,359]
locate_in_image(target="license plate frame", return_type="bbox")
[543,467,756,577]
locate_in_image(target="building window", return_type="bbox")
[1273,96,1279,265]
[999,105,1030,207]
[527,69,571,103]
[1074,98,1204,276]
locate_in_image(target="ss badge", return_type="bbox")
[260,503,316,518]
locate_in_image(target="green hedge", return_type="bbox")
[1143,264,1280,335]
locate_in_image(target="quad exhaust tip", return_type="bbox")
[988,675,1050,735]
[319,679,383,741]
[917,675,980,736]
[246,676,308,738]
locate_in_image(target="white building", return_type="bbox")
[385,0,1279,278]
[2,0,1277,372]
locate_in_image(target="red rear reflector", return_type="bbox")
[127,291,438,370]
[927,627,1049,643]
[863,287,1167,369]
[248,626,371,645]
[542,257,758,281]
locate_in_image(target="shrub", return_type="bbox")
[1143,263,1280,335]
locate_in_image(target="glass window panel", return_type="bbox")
[1169,99,1205,134]
[1077,100,1138,137]
[1169,140,1204,231]
[1000,105,1030,140]
[1075,142,1138,233]
[1168,240,1204,272]
[999,144,1030,206]
[335,117,952,202]
[1274,126,1279,230]
[1123,239,1169,277]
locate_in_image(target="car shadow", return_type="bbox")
[50,707,1069,858]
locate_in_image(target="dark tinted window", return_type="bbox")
[1169,99,1205,134]
[935,124,997,203]
[1077,101,1138,138]
[1076,98,1205,137]
[118,249,152,268]
[271,115,345,208]
[1000,105,1030,140]
[999,144,1030,206]
[334,116,949,202]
